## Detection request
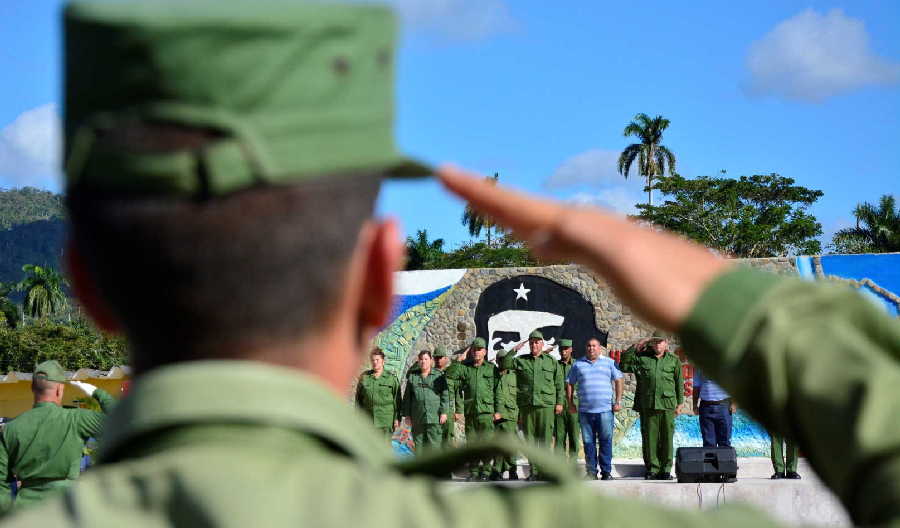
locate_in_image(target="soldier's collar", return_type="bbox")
[97,360,391,467]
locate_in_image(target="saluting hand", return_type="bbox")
[70,381,98,397]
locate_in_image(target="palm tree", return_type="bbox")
[831,195,900,254]
[462,172,501,246]
[0,282,19,329]
[405,230,445,270]
[16,264,69,321]
[617,113,677,206]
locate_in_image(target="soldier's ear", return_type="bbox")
[66,238,122,334]
[356,217,404,331]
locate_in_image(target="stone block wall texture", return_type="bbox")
[374,254,899,456]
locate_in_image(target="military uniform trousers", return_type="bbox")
[522,405,555,477]
[770,434,799,474]
[639,409,675,475]
[554,410,580,460]
[465,413,495,476]
[412,423,443,453]
[494,419,518,475]
[441,416,455,448]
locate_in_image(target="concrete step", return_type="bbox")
[447,458,849,527]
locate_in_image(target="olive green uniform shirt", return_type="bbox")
[494,370,519,423]
[402,371,449,426]
[6,269,900,527]
[0,388,116,514]
[444,361,499,416]
[355,370,401,429]
[499,353,564,409]
[619,348,684,412]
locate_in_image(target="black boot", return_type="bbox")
[785,471,801,479]
[771,472,786,479]
[507,469,519,481]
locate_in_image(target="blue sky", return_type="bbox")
[1,1,898,250]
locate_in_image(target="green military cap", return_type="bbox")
[432,346,447,358]
[558,339,573,348]
[651,329,666,338]
[471,337,487,349]
[34,360,68,383]
[529,330,544,340]
[64,1,430,198]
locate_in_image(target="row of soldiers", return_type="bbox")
[356,329,686,480]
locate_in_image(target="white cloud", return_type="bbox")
[352,0,515,41]
[545,148,624,189]
[0,103,62,190]
[745,9,900,102]
[568,187,642,216]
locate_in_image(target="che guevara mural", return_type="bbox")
[372,255,900,457]
[474,275,607,362]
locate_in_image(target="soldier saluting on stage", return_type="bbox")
[497,330,564,481]
[619,333,684,480]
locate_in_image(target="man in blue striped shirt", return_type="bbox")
[565,338,623,480]
[692,369,735,448]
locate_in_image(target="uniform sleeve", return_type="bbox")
[437,376,449,416]
[618,345,639,373]
[393,375,402,423]
[74,388,116,439]
[0,434,11,515]
[679,268,900,526]
[401,380,411,418]
[354,375,366,409]
[554,361,565,406]
[566,364,579,386]
[499,353,518,371]
[675,357,684,407]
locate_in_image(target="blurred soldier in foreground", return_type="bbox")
[11,2,899,527]
[620,335,684,480]
[355,348,401,438]
[0,361,115,513]
[554,338,581,463]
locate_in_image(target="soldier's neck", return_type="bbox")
[473,358,484,366]
[420,367,432,377]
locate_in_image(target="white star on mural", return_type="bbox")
[513,282,531,301]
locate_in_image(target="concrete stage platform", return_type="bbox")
[445,458,850,527]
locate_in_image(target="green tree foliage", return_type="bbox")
[437,240,539,269]
[636,173,824,258]
[617,113,676,206]
[0,219,65,287]
[0,318,127,373]
[830,195,900,254]
[405,230,445,271]
[461,172,502,246]
[17,264,69,320]
[0,283,19,329]
[0,187,63,230]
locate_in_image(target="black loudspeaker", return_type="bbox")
[675,447,738,483]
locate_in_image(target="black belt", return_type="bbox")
[699,398,731,407]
